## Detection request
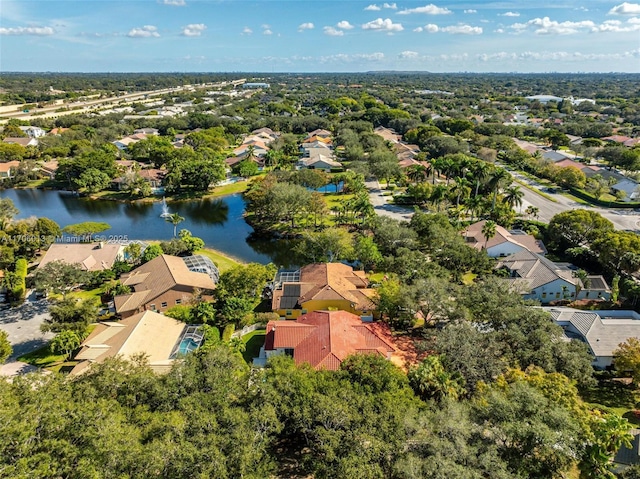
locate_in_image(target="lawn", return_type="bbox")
[195,247,242,273]
[242,330,266,364]
[18,345,67,369]
[69,287,103,302]
[580,377,640,425]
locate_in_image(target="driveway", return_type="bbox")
[0,291,53,361]
[365,179,415,222]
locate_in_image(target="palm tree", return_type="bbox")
[430,184,448,212]
[166,212,185,237]
[481,220,497,250]
[525,205,539,220]
[464,196,483,223]
[472,161,490,197]
[451,177,472,208]
[406,164,427,183]
[503,185,525,213]
[488,168,511,212]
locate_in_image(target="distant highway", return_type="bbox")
[0,78,246,124]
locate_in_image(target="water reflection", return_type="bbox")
[0,189,291,265]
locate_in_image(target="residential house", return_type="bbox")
[112,168,166,191]
[497,250,610,304]
[18,126,46,138]
[252,127,279,141]
[233,141,269,158]
[554,159,601,174]
[271,263,376,320]
[115,254,216,318]
[374,126,401,144]
[2,137,38,147]
[70,310,203,375]
[306,129,332,139]
[302,146,333,159]
[297,154,343,172]
[463,220,547,257]
[38,242,124,272]
[0,161,21,180]
[38,160,59,180]
[48,127,70,136]
[258,310,395,370]
[301,140,333,151]
[545,307,640,369]
[611,179,640,201]
[134,128,159,136]
[602,135,633,145]
[542,150,573,163]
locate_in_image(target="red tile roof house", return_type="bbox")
[0,161,21,180]
[257,310,395,370]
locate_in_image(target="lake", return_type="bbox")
[0,189,296,266]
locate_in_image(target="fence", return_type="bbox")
[231,323,266,339]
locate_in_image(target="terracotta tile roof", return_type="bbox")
[0,161,21,173]
[264,310,395,370]
[272,263,375,311]
[115,254,215,314]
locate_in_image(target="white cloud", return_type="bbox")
[399,50,419,58]
[261,24,271,29]
[323,26,344,36]
[365,3,396,10]
[500,11,520,17]
[162,0,186,5]
[398,4,452,15]
[263,29,273,35]
[629,17,640,23]
[242,26,253,35]
[477,49,640,62]
[0,25,55,35]
[298,22,314,32]
[510,17,595,35]
[441,24,482,34]
[319,52,385,63]
[127,25,160,38]
[591,19,640,32]
[362,18,404,32]
[609,2,640,15]
[182,23,206,36]
[336,20,354,29]
[494,28,505,33]
[464,9,477,14]
[413,26,423,32]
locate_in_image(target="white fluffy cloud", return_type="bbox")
[477,49,640,62]
[182,24,206,36]
[298,22,314,32]
[364,3,396,10]
[423,23,439,32]
[399,50,419,58]
[441,24,483,34]
[242,26,253,35]
[162,0,186,5]
[591,18,640,32]
[500,11,520,17]
[323,26,344,36]
[464,9,477,14]
[398,4,452,15]
[609,2,640,15]
[0,25,55,35]
[510,17,595,35]
[336,20,354,29]
[127,25,160,38]
[362,18,404,32]
[319,52,385,63]
[263,29,273,35]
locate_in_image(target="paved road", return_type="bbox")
[0,292,53,362]
[510,169,640,231]
[366,179,415,222]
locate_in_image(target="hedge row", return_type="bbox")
[569,187,640,209]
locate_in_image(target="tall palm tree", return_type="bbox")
[451,177,472,208]
[488,168,511,212]
[166,212,185,237]
[430,184,448,212]
[503,185,525,212]
[406,164,427,183]
[472,161,490,197]
[464,196,483,223]
[481,220,497,250]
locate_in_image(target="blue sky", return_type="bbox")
[1,1,639,72]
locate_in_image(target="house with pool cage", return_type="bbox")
[69,310,205,375]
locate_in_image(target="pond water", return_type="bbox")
[0,189,297,266]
